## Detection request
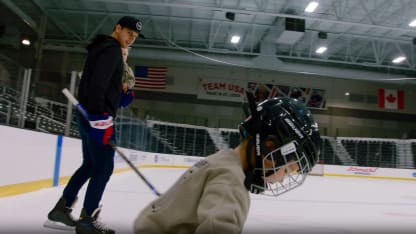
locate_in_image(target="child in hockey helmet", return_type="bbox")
[240,92,321,196]
[134,91,321,234]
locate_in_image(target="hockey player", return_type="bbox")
[44,16,142,234]
[133,93,321,233]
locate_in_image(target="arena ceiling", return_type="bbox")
[2,0,416,80]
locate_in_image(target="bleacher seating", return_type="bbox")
[221,130,241,148]
[150,123,217,156]
[194,128,217,156]
[112,116,168,154]
[320,138,342,165]
[0,84,79,137]
[340,139,397,168]
[379,142,396,168]
[0,98,11,124]
[412,143,416,168]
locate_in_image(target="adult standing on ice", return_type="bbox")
[45,16,141,234]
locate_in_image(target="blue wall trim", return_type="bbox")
[52,135,63,186]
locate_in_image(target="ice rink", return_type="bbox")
[1,168,416,234]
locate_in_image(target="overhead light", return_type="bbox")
[230,35,240,44]
[21,38,31,46]
[315,46,327,54]
[392,56,406,64]
[345,92,350,96]
[305,2,319,13]
[408,19,416,27]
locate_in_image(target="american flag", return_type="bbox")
[134,66,167,89]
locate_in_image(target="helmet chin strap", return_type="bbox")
[244,135,265,194]
[242,91,266,194]
[244,137,255,171]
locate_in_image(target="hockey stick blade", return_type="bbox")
[61,88,161,196]
[43,220,75,231]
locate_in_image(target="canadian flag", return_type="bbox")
[378,88,404,109]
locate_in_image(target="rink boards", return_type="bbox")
[1,125,415,197]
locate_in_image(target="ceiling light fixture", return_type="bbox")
[230,35,240,44]
[21,38,31,46]
[305,2,319,13]
[315,46,327,54]
[408,19,416,27]
[392,56,406,64]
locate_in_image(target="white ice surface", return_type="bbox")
[1,168,416,234]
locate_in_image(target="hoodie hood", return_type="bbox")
[86,34,120,51]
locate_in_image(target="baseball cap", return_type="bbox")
[117,16,145,38]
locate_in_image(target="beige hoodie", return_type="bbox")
[134,149,250,234]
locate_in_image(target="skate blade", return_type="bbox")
[43,220,75,231]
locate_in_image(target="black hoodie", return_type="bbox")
[78,34,123,117]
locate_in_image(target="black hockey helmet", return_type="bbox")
[239,92,321,196]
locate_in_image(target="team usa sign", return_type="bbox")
[197,78,327,110]
[197,78,246,102]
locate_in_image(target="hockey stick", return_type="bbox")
[62,88,161,196]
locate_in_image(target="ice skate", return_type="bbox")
[43,197,76,231]
[76,206,115,234]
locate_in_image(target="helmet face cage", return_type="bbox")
[250,141,311,196]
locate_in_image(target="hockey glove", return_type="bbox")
[88,113,114,145]
[119,90,135,108]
